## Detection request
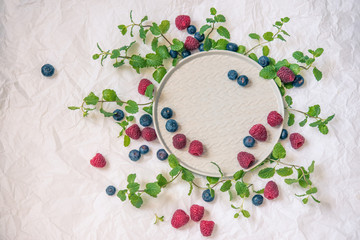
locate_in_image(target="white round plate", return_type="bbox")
[153,50,284,177]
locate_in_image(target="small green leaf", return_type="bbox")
[306,187,317,195]
[124,135,130,147]
[249,33,260,40]
[302,197,309,204]
[188,182,194,196]
[126,116,134,122]
[110,49,120,59]
[127,174,136,184]
[275,59,290,71]
[293,51,304,62]
[84,92,99,105]
[254,188,264,194]
[276,167,293,177]
[220,180,232,192]
[127,182,140,194]
[149,22,161,36]
[289,64,300,75]
[159,20,170,34]
[211,162,223,178]
[306,58,315,65]
[143,106,153,115]
[172,57,179,67]
[284,82,293,89]
[285,95,292,107]
[307,105,321,117]
[263,32,274,41]
[129,55,147,68]
[206,18,215,23]
[284,178,298,184]
[145,182,161,197]
[308,161,315,173]
[274,77,282,87]
[199,25,211,35]
[151,37,158,52]
[281,30,290,36]
[313,67,322,81]
[309,120,322,127]
[156,174,168,187]
[117,190,127,201]
[129,194,143,208]
[237,45,246,54]
[156,45,170,59]
[277,34,286,41]
[171,39,184,51]
[168,154,179,168]
[282,17,290,23]
[228,190,233,201]
[68,106,80,110]
[262,46,270,56]
[241,210,250,218]
[299,118,308,127]
[210,7,217,15]
[214,39,229,50]
[92,54,100,60]
[145,84,154,99]
[214,14,226,22]
[153,67,167,83]
[169,166,182,177]
[125,100,139,114]
[279,85,285,96]
[311,195,321,203]
[314,48,324,57]
[113,60,125,68]
[272,142,286,159]
[206,176,220,184]
[258,168,276,179]
[233,170,245,181]
[318,124,329,135]
[275,21,283,26]
[203,37,212,51]
[209,188,215,198]
[324,114,335,124]
[118,120,129,129]
[249,53,258,62]
[217,26,230,39]
[234,213,239,218]
[235,182,250,198]
[298,178,309,188]
[259,65,276,79]
[100,108,114,117]
[145,53,163,67]
[140,15,148,23]
[181,168,194,182]
[288,113,295,126]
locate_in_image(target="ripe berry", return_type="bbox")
[139,114,153,127]
[138,78,152,95]
[258,56,270,67]
[171,209,190,229]
[267,111,283,127]
[277,66,295,83]
[169,50,178,58]
[237,151,255,169]
[249,124,267,141]
[90,153,106,168]
[289,133,305,149]
[175,15,191,30]
[243,136,255,148]
[161,107,173,119]
[190,204,204,222]
[252,194,264,206]
[199,43,204,52]
[125,124,142,140]
[280,129,288,140]
[181,50,191,58]
[184,36,199,50]
[157,149,168,161]
[106,186,116,196]
[202,189,214,202]
[293,75,305,87]
[129,150,141,161]
[166,119,178,132]
[142,127,157,141]
[187,25,196,34]
[189,140,204,156]
[264,181,279,200]
[41,64,55,77]
[200,220,215,237]
[227,70,238,80]
[237,75,249,86]
[139,145,149,154]
[113,109,124,121]
[226,42,238,52]
[194,32,205,42]
[172,134,187,149]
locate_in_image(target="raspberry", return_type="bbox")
[175,15,191,30]
[249,124,267,141]
[267,111,283,127]
[171,209,189,229]
[138,78,152,95]
[173,134,187,149]
[190,204,204,222]
[289,133,305,149]
[125,124,141,140]
[264,181,279,200]
[277,66,295,83]
[189,140,203,156]
[200,220,215,237]
[184,36,199,50]
[142,127,157,141]
[237,152,255,169]
[90,153,106,168]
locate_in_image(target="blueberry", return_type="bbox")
[161,107,173,119]
[293,75,304,87]
[243,136,255,148]
[113,109,125,121]
[199,43,204,52]
[187,25,197,34]
[252,194,264,206]
[181,50,191,58]
[157,149,168,161]
[170,50,178,59]
[106,185,116,196]
[228,70,238,80]
[202,189,215,202]
[194,32,205,42]
[41,64,55,77]
[237,75,249,87]
[226,43,238,52]
[139,114,153,127]
[258,56,270,67]
[166,119,178,132]
[129,149,141,161]
[139,145,149,154]
[280,129,288,140]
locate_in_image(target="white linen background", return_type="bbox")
[0,0,359,239]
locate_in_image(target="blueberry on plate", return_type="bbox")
[187,25,196,34]
[41,64,55,77]
[227,70,238,80]
[139,114,153,127]
[161,107,173,119]
[170,50,178,59]
[252,194,264,206]
[157,149,168,161]
[106,186,116,196]
[194,32,205,42]
[226,43,238,52]
[293,75,305,87]
[243,136,255,148]
[258,56,270,67]
[113,109,125,121]
[237,75,249,87]
[181,50,191,58]
[166,119,178,132]
[129,149,141,161]
[280,129,288,140]
[202,189,215,202]
[139,145,149,154]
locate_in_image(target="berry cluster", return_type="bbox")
[227,69,249,87]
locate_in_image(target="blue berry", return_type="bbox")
[139,145,149,154]
[202,189,215,202]
[258,56,270,67]
[166,119,178,132]
[157,149,168,161]
[237,75,249,87]
[226,43,238,52]
[280,129,288,140]
[113,109,125,121]
[181,50,191,58]
[129,150,141,161]
[41,64,55,77]
[106,185,116,196]
[199,43,204,52]
[293,75,305,87]
[187,25,196,34]
[139,114,153,127]
[161,107,173,119]
[243,136,255,148]
[194,32,205,42]
[252,194,264,206]
[170,50,178,58]
[228,70,238,80]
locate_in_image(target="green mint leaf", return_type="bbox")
[172,57,179,67]
[153,67,167,83]
[126,116,134,122]
[268,57,275,66]
[254,188,264,194]
[203,37,212,51]
[293,51,305,62]
[276,167,293,177]
[92,54,100,60]
[275,21,283,26]
[277,34,286,41]
[209,188,215,198]
[168,154,179,168]
[113,60,125,68]
[228,190,233,201]
[299,118,308,127]
[318,124,329,135]
[110,49,120,59]
[308,161,315,173]
[234,213,239,218]
[118,120,129,129]
[210,7,217,15]
[149,22,161,36]
[311,195,321,203]
[129,10,134,23]
[145,84,154,99]
[127,174,136,183]
[275,59,290,71]
[233,170,245,181]
[68,106,80,110]
[288,113,295,126]
[263,32,274,41]
[307,105,321,117]
[181,168,195,182]
[156,174,168,187]
[281,29,290,36]
[314,48,324,57]
[306,187,317,194]
[214,39,229,50]
[258,168,276,179]
[206,176,220,184]
[284,82,293,89]
[214,14,226,22]
[100,108,114,117]
[199,25,211,35]
[298,178,309,188]
[324,114,335,124]
[96,42,103,52]
[235,182,250,198]
[295,193,307,197]
[282,17,290,23]
[231,204,240,210]
[249,53,258,62]
[145,182,161,197]
[156,45,170,59]
[143,106,153,115]
[140,15,148,23]
[145,53,163,67]
[274,77,282,87]
[313,67,322,81]
[249,33,260,40]
[188,182,194,196]
[206,18,215,23]
[124,135,130,147]
[306,58,315,65]
[171,38,184,51]
[289,64,300,75]
[284,178,298,184]
[127,182,140,194]
[237,45,246,54]
[241,210,250,218]
[309,120,322,127]
[259,65,276,79]
[169,165,182,177]
[285,95,292,107]
[117,190,127,201]
[125,100,139,114]
[302,197,309,204]
[139,26,147,43]
[129,55,146,68]
[262,46,270,56]
[159,20,170,34]
[211,162,223,178]
[151,37,158,52]
[279,85,285,96]
[129,193,143,208]
[220,180,232,192]
[118,24,127,35]
[84,92,99,105]
[216,26,230,39]
[308,49,315,55]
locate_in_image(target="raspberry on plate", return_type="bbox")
[267,111,283,127]
[173,134,187,149]
[237,151,255,169]
[249,124,267,141]
[189,140,203,156]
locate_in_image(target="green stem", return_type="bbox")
[206,23,215,39]
[287,108,323,121]
[245,24,283,55]
[98,100,153,106]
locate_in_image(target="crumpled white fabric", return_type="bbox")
[0,0,359,239]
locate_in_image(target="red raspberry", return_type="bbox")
[184,36,199,50]
[237,152,255,169]
[190,204,204,222]
[138,78,152,95]
[90,153,106,168]
[142,127,157,141]
[172,134,187,149]
[267,111,283,127]
[200,220,215,237]
[171,209,189,229]
[188,140,203,156]
[277,66,295,83]
[125,124,141,140]
[289,133,305,149]
[264,181,279,200]
[175,15,191,30]
[249,124,267,141]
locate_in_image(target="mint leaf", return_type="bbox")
[156,45,170,59]
[126,116,134,122]
[145,182,161,197]
[293,51,304,62]
[281,30,290,36]
[118,25,127,35]
[275,59,290,71]
[206,176,219,184]
[168,154,179,168]
[172,57,179,67]
[262,46,270,56]
[277,34,286,41]
[159,20,170,34]
[249,33,260,40]
[318,124,329,135]
[274,77,282,87]
[169,165,182,177]
[68,106,80,110]
[110,49,120,59]
[210,7,217,15]
[124,134,130,147]
[311,195,321,203]
[100,108,114,117]
[150,22,161,36]
[258,168,275,179]
[263,32,274,41]
[279,85,285,96]
[203,37,212,51]
[143,106,153,115]
[129,194,143,208]
[276,167,293,177]
[171,39,184,51]
[308,105,321,117]
[302,197,309,204]
[233,170,245,181]
[324,114,335,124]
[284,178,298,184]
[214,14,226,22]
[249,53,258,62]
[214,39,229,50]
[199,25,211,35]
[84,92,99,105]
[285,95,292,107]
[145,84,154,99]
[127,174,136,183]
[284,82,293,89]
[145,53,163,67]
[156,174,168,187]
[259,65,276,79]
[151,37,158,52]
[118,120,129,129]
[254,188,264,194]
[153,67,167,83]
[308,161,315,173]
[117,190,127,201]
[234,213,239,218]
[288,113,295,126]
[241,210,250,218]
[125,100,139,114]
[289,64,300,75]
[235,182,250,198]
[220,180,232,192]
[313,67,322,81]
[314,48,324,57]
[282,17,290,23]
[113,60,125,68]
[181,168,194,182]
[309,120,322,127]
[217,26,230,39]
[127,182,140,194]
[129,55,146,68]
[306,187,317,194]
[237,45,246,54]
[299,118,308,127]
